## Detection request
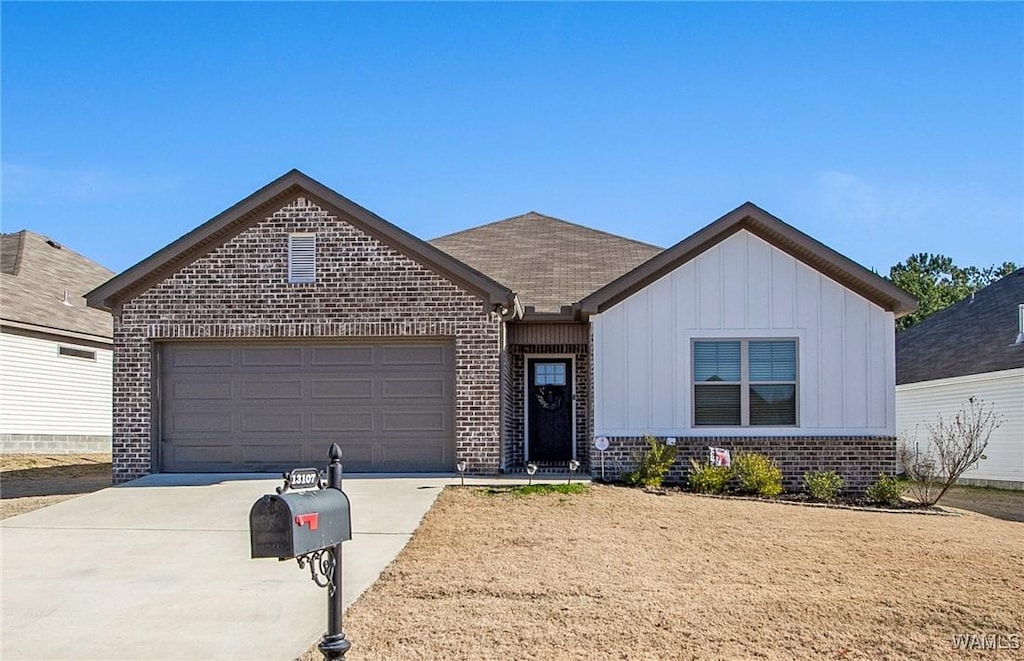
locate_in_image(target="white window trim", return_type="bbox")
[523,354,577,463]
[691,337,800,428]
[287,233,316,284]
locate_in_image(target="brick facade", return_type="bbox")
[595,435,897,493]
[111,197,502,483]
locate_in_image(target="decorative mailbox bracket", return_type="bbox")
[250,444,352,660]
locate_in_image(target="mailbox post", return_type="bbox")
[249,444,352,660]
[318,444,350,660]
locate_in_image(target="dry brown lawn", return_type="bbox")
[307,484,1024,661]
[0,453,111,519]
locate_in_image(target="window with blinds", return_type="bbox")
[288,233,316,283]
[693,339,797,427]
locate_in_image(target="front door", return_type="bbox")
[527,358,573,462]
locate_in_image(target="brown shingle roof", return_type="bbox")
[896,268,1024,384]
[429,212,663,314]
[1,230,114,340]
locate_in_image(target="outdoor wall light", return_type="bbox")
[568,459,580,485]
[526,462,538,485]
[456,459,468,486]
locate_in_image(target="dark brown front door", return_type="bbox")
[527,358,573,462]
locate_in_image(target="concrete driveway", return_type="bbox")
[1,473,452,661]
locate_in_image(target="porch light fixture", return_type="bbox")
[568,460,580,485]
[456,459,467,486]
[526,462,538,486]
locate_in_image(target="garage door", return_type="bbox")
[158,340,455,472]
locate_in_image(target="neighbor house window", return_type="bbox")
[288,233,316,283]
[693,339,797,426]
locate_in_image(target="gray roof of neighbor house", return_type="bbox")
[897,268,1024,384]
[1,230,115,340]
[429,212,664,315]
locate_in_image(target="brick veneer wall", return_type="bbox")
[596,435,897,493]
[111,196,502,483]
[506,343,590,471]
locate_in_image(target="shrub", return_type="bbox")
[731,452,783,497]
[622,435,677,488]
[803,470,844,502]
[865,473,905,506]
[688,459,731,494]
[897,397,1003,505]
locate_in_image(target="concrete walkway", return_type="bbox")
[1,473,456,661]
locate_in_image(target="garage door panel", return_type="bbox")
[382,377,446,399]
[311,411,375,432]
[160,341,454,473]
[168,412,234,433]
[380,441,449,469]
[311,379,374,399]
[171,380,233,401]
[240,412,305,433]
[382,410,447,432]
[170,348,234,368]
[166,444,237,468]
[382,344,446,366]
[240,380,304,400]
[240,346,304,367]
[312,346,375,366]
[333,443,375,468]
[240,444,307,466]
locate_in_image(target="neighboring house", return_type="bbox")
[896,269,1023,489]
[1,230,115,452]
[87,170,916,488]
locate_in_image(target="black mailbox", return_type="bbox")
[250,488,352,559]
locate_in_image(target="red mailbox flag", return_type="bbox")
[295,512,319,531]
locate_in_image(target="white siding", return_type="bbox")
[0,331,113,436]
[593,230,896,437]
[896,368,1023,485]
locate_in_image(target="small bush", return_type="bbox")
[804,470,844,502]
[731,452,783,497]
[688,459,731,494]
[622,435,677,488]
[865,473,905,506]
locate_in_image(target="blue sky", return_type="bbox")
[3,2,1022,275]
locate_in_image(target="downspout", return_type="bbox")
[494,295,521,473]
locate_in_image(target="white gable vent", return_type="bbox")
[288,233,316,283]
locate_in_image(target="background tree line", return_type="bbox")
[886,254,1018,330]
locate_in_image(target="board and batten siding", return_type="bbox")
[896,368,1023,487]
[0,331,113,436]
[592,230,896,437]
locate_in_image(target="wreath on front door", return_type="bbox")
[534,385,564,411]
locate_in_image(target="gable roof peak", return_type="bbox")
[579,202,918,317]
[86,170,514,312]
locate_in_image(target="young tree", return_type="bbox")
[887,254,1017,330]
[897,397,1004,506]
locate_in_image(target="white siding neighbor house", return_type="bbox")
[896,269,1024,489]
[0,231,114,452]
